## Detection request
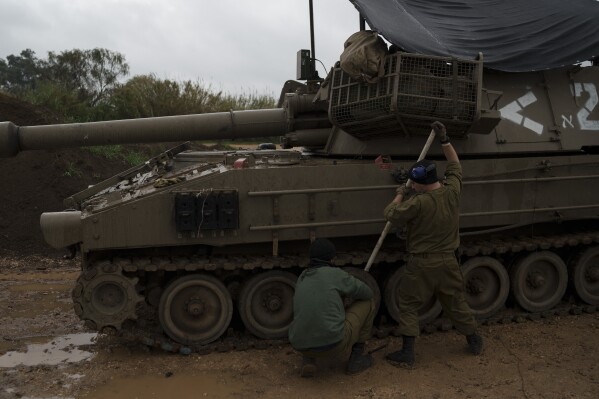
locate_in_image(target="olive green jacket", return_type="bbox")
[384,161,462,253]
[288,263,373,350]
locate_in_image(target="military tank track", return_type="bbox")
[74,230,599,354]
[117,301,599,356]
[72,261,144,331]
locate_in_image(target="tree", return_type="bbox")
[0,49,44,92]
[46,48,129,106]
[1,48,275,123]
[107,75,183,118]
[108,74,276,120]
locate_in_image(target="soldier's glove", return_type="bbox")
[431,121,449,144]
[396,184,411,197]
[391,167,407,184]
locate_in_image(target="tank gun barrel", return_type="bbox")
[0,108,291,157]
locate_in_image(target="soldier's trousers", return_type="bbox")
[398,253,477,337]
[301,298,376,358]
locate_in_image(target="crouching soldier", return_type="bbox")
[288,238,376,377]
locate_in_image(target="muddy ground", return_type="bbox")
[1,254,598,399]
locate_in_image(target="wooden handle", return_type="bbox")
[364,129,437,272]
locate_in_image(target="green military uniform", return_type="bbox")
[384,161,476,337]
[288,263,375,354]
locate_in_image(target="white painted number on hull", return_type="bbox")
[574,83,599,130]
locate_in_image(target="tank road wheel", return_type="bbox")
[238,271,297,339]
[384,266,442,326]
[461,257,509,318]
[72,263,142,331]
[343,267,382,313]
[570,246,599,305]
[510,251,568,312]
[159,274,233,345]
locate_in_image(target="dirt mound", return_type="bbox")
[0,93,134,256]
[0,92,61,126]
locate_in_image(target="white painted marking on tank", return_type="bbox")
[523,118,544,135]
[499,101,523,125]
[575,83,599,130]
[517,91,537,108]
[561,115,574,128]
[499,90,544,135]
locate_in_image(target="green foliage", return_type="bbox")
[0,49,44,92]
[108,74,276,119]
[108,75,194,118]
[46,48,129,107]
[1,48,129,122]
[83,145,147,166]
[84,145,124,160]
[19,80,88,122]
[63,162,83,178]
[121,150,147,166]
[1,48,276,124]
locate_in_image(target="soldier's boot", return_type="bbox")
[466,333,484,355]
[386,335,415,368]
[346,342,373,375]
[300,356,317,378]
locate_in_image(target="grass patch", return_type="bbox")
[85,145,124,160]
[122,150,147,166]
[63,162,83,178]
[83,145,149,166]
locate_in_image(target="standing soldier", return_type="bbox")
[288,238,377,377]
[384,121,483,367]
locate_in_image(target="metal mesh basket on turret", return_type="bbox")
[329,52,483,139]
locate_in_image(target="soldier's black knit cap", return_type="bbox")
[409,159,438,185]
[309,238,336,261]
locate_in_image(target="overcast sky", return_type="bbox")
[0,0,362,95]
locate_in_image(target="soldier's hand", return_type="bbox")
[431,121,449,143]
[396,184,411,197]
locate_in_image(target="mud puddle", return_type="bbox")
[0,333,97,368]
[84,371,246,399]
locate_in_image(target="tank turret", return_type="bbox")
[4,55,598,160]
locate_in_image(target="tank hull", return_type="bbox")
[47,148,599,347]
[50,152,599,254]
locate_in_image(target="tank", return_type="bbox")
[1,44,599,351]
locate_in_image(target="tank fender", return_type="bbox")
[40,211,82,249]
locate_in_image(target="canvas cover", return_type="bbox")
[349,0,599,72]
